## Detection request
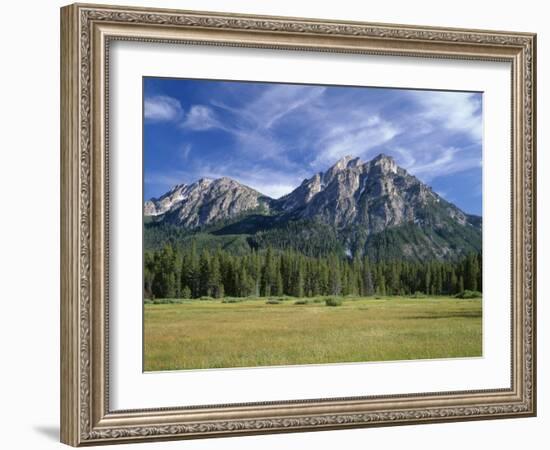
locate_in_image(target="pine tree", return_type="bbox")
[389,261,400,295]
[328,256,341,295]
[181,285,191,299]
[199,251,211,296]
[209,255,223,298]
[362,257,374,296]
[458,275,465,294]
[144,252,155,299]
[276,270,284,296]
[295,263,304,298]
[450,269,458,294]
[181,241,199,297]
[319,261,329,295]
[467,253,479,292]
[425,265,432,295]
[378,274,387,296]
[262,246,277,296]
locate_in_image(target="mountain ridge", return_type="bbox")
[144,154,481,262]
[145,176,272,228]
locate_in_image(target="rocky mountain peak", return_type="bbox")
[369,153,398,175]
[144,183,187,216]
[323,155,361,179]
[274,153,472,234]
[197,177,213,186]
[332,155,363,170]
[371,153,394,163]
[144,176,269,228]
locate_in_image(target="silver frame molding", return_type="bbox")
[60,3,536,446]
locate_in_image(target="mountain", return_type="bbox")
[144,154,481,262]
[144,177,271,229]
[276,154,474,232]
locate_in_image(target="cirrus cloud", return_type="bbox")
[144,95,182,122]
[409,90,482,140]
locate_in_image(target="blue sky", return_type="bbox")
[143,77,482,215]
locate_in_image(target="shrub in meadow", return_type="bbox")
[294,299,309,305]
[266,299,282,305]
[325,297,343,307]
[454,290,482,299]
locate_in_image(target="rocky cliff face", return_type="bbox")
[275,154,473,233]
[144,177,270,228]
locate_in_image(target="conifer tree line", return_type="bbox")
[144,242,482,299]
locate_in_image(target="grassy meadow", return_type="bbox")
[144,295,482,371]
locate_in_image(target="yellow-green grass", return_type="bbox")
[144,296,482,371]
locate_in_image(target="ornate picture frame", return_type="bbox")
[60,3,536,446]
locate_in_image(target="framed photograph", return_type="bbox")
[60,3,536,446]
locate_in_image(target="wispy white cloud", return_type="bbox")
[176,86,481,185]
[181,105,228,131]
[180,143,192,161]
[409,91,482,140]
[403,146,481,182]
[144,95,182,121]
[183,85,327,167]
[246,85,326,129]
[311,115,400,167]
[391,146,417,168]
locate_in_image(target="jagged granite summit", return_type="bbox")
[145,154,481,261]
[144,177,271,229]
[276,154,473,233]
